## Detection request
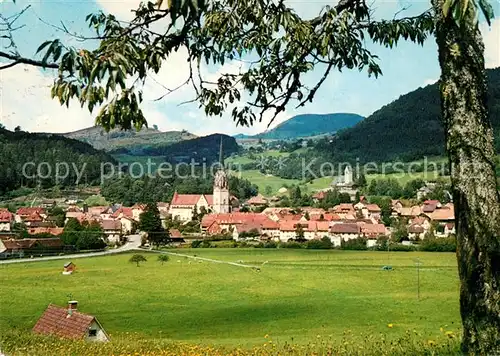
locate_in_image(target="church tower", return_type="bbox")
[213,137,230,213]
[344,165,353,186]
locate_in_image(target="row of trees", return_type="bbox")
[0,128,116,196]
[101,173,258,206]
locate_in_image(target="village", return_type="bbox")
[0,164,456,258]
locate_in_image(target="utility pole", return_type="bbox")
[415,258,422,300]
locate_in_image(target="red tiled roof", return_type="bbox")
[100,219,121,231]
[2,238,63,250]
[33,304,96,339]
[279,221,302,231]
[332,204,355,213]
[66,206,82,213]
[400,206,422,217]
[312,191,327,200]
[16,207,45,217]
[330,223,361,234]
[246,194,267,205]
[235,222,263,233]
[110,207,133,219]
[170,192,213,206]
[169,229,182,238]
[0,210,13,223]
[28,227,64,236]
[361,224,387,236]
[409,224,425,234]
[424,200,440,205]
[422,204,437,213]
[426,208,455,221]
[365,204,381,212]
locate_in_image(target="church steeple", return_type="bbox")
[213,134,230,213]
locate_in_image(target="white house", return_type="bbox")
[0,209,13,232]
[169,193,213,222]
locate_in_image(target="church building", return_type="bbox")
[168,137,231,221]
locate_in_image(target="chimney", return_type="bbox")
[68,301,78,312]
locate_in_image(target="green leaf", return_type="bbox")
[478,0,494,25]
[36,40,52,54]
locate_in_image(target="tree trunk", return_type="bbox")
[431,1,500,353]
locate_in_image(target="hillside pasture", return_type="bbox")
[0,250,460,348]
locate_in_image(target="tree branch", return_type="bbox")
[0,51,59,70]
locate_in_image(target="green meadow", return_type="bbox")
[0,250,461,348]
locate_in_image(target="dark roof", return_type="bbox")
[32,304,96,339]
[330,224,361,234]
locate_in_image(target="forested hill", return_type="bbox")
[236,113,364,139]
[316,67,500,162]
[141,133,240,164]
[0,128,116,196]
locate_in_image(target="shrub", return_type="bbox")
[389,243,417,252]
[279,241,303,249]
[190,240,202,248]
[341,237,368,250]
[306,236,333,249]
[420,236,457,252]
[255,241,278,248]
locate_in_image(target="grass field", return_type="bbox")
[0,250,461,349]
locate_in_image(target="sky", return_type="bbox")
[0,0,499,136]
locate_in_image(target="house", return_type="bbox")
[40,200,56,209]
[359,223,388,238]
[169,229,185,244]
[354,203,381,220]
[246,194,268,208]
[416,183,437,200]
[232,222,263,241]
[157,202,170,215]
[204,213,277,239]
[0,209,13,232]
[169,192,213,221]
[15,207,46,225]
[111,207,134,220]
[278,221,306,242]
[33,302,109,342]
[312,190,327,202]
[131,204,147,221]
[408,224,425,239]
[425,204,455,222]
[391,200,403,213]
[16,207,46,220]
[100,220,122,243]
[303,221,331,241]
[399,206,423,218]
[119,216,135,235]
[443,223,456,236]
[0,238,64,258]
[63,262,76,275]
[331,204,355,218]
[330,223,361,242]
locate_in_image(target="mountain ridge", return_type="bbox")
[314,67,500,163]
[235,113,364,140]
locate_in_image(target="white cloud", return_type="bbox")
[422,78,438,87]
[481,18,500,69]
[0,65,93,133]
[0,64,177,134]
